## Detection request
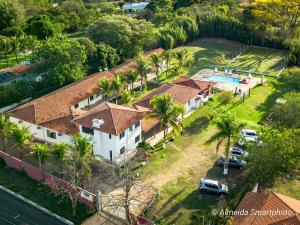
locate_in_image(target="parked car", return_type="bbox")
[230,146,249,158]
[238,129,258,146]
[199,178,228,195]
[218,155,246,168]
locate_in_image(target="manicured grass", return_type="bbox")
[0,159,94,225]
[143,81,279,224]
[230,47,287,76]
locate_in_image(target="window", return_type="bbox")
[135,121,140,128]
[119,132,125,139]
[74,103,79,109]
[205,184,218,189]
[129,126,133,132]
[89,95,94,101]
[82,126,94,135]
[109,134,112,139]
[120,146,125,154]
[47,130,56,139]
[188,100,191,106]
[135,135,140,143]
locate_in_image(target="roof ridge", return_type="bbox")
[272,192,297,213]
[109,107,118,135]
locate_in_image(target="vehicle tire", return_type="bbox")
[200,189,207,194]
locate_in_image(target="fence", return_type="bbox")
[0,150,96,207]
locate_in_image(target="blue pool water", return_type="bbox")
[201,75,240,85]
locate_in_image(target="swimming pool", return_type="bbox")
[201,75,240,85]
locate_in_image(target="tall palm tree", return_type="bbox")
[10,126,32,159]
[175,49,187,68]
[148,94,185,148]
[134,56,151,91]
[72,135,93,159]
[111,75,124,104]
[150,53,162,80]
[162,50,174,77]
[98,78,111,101]
[71,135,93,187]
[126,69,138,91]
[0,114,14,152]
[171,65,181,78]
[30,143,50,171]
[205,114,245,175]
[52,142,69,178]
[121,91,132,106]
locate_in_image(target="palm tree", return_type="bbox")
[126,70,138,91]
[30,143,50,171]
[98,78,111,101]
[148,94,185,148]
[162,50,173,77]
[71,135,93,187]
[170,65,181,78]
[0,114,14,152]
[175,49,187,68]
[205,114,245,175]
[111,75,124,104]
[150,53,162,80]
[121,91,132,105]
[52,142,69,178]
[72,135,93,159]
[134,56,151,91]
[10,126,32,159]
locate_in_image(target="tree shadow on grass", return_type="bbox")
[183,116,210,135]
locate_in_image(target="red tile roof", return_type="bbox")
[172,76,216,94]
[233,192,300,225]
[10,71,115,134]
[133,83,200,110]
[72,102,144,135]
[9,48,164,135]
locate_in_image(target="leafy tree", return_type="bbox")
[148,94,185,147]
[93,43,120,72]
[249,128,300,185]
[205,114,245,175]
[30,143,50,171]
[52,142,69,178]
[251,0,300,39]
[88,15,157,59]
[150,53,162,80]
[33,35,86,86]
[10,125,32,160]
[272,92,300,128]
[218,91,234,105]
[0,36,13,66]
[18,34,37,61]
[26,15,57,40]
[0,0,25,33]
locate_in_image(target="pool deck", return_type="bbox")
[190,68,264,94]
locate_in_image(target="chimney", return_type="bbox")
[92,119,104,128]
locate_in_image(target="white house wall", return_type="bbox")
[9,116,73,144]
[72,94,104,110]
[80,121,142,162]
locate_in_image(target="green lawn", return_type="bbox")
[0,159,94,225]
[230,47,287,76]
[143,80,279,225]
[0,55,30,69]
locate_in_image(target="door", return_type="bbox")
[110,150,113,161]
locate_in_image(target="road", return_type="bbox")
[0,188,71,225]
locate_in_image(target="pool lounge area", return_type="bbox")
[191,68,264,94]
